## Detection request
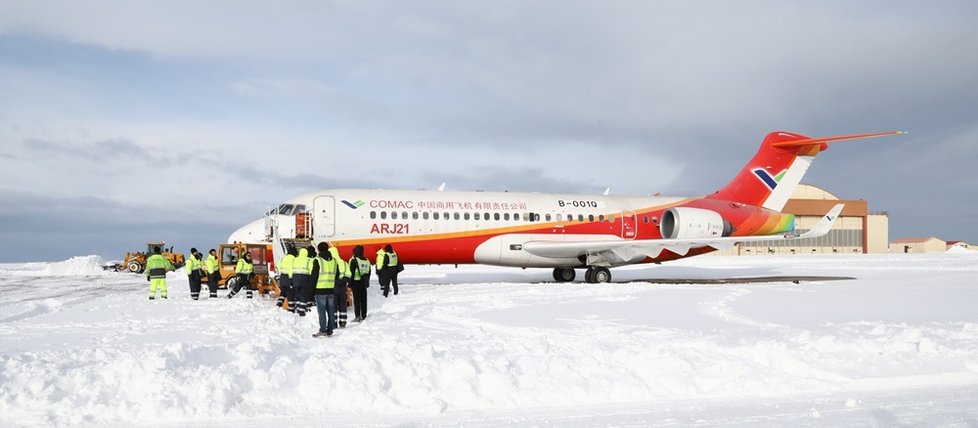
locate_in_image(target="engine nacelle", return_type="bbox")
[660,207,733,239]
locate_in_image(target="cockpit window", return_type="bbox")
[294,204,307,213]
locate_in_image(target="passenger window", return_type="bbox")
[545,214,552,221]
[464,213,470,220]
[484,212,490,221]
[474,212,480,220]
[433,212,440,220]
[402,211,408,219]
[381,211,387,220]
[652,216,659,224]
[390,211,397,219]
[588,214,594,222]
[412,212,419,220]
[578,214,584,221]
[643,216,649,224]
[599,215,605,222]
[609,214,615,223]
[370,211,376,219]
[444,212,449,220]
[504,213,510,221]
[567,214,573,221]
[423,212,429,220]
[454,212,460,220]
[513,212,519,221]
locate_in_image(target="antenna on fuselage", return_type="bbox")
[602,187,610,196]
[437,182,446,191]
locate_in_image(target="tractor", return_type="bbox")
[115,242,186,273]
[202,242,279,296]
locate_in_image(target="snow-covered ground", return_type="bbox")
[2,253,978,427]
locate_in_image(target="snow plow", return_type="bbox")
[202,243,279,296]
[108,242,186,273]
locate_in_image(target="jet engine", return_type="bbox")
[660,207,734,239]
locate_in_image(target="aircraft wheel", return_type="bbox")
[593,267,612,283]
[584,267,596,283]
[127,261,143,273]
[552,268,576,282]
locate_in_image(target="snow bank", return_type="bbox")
[946,245,976,254]
[0,255,111,276]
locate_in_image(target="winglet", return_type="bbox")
[798,204,844,239]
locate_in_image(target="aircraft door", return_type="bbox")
[313,195,336,238]
[621,210,638,239]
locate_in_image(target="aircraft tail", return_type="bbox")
[708,130,905,211]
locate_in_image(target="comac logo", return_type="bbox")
[752,168,786,190]
[341,199,365,209]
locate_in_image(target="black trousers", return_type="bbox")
[207,272,220,297]
[228,274,253,298]
[292,274,312,315]
[351,280,368,319]
[334,285,348,327]
[391,272,399,295]
[188,271,202,300]
[277,275,292,306]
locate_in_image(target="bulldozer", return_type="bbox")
[113,242,186,273]
[202,242,279,296]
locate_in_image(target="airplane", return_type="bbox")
[229,130,905,283]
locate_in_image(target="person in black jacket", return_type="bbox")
[348,245,371,322]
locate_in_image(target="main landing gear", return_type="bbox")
[552,267,612,284]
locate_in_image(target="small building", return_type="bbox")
[890,237,947,253]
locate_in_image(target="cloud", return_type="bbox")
[1,1,977,259]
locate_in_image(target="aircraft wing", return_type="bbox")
[522,204,844,263]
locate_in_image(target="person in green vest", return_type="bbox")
[276,245,297,309]
[378,244,402,297]
[291,246,314,316]
[204,249,220,298]
[348,245,371,322]
[324,243,352,328]
[226,250,254,299]
[312,245,338,337]
[185,247,206,300]
[146,246,175,300]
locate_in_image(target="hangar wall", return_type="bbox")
[716,184,889,256]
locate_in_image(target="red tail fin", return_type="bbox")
[708,131,904,211]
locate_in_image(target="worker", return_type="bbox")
[277,245,297,308]
[378,244,402,297]
[324,243,351,328]
[146,246,174,300]
[227,250,254,299]
[312,245,338,337]
[205,249,220,298]
[291,246,313,316]
[348,245,371,322]
[185,248,206,300]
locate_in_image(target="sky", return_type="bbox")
[1,1,976,262]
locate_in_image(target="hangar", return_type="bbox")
[720,184,889,256]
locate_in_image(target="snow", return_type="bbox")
[2,253,978,427]
[947,245,976,254]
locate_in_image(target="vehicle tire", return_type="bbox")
[552,268,576,282]
[593,267,612,283]
[584,267,596,284]
[127,261,144,274]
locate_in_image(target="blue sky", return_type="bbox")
[1,1,977,262]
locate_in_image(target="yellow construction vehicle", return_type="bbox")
[202,242,279,296]
[113,242,186,273]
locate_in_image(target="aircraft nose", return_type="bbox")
[227,218,265,243]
